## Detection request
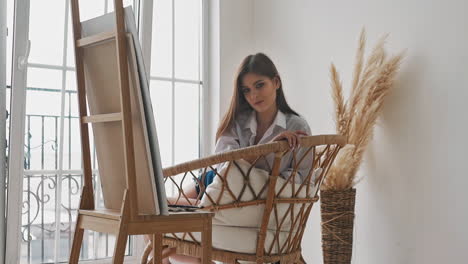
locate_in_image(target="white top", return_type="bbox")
[215,110,313,183]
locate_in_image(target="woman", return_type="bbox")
[165,53,312,264]
[188,52,311,200]
[217,52,311,176]
[217,52,310,151]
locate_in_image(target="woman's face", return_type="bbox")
[240,72,280,114]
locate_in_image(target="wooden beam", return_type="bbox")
[82,112,123,124]
[76,31,116,48]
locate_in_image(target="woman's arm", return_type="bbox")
[270,130,308,148]
[278,121,314,183]
[214,125,241,153]
[214,125,242,170]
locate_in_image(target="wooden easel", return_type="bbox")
[69,1,213,263]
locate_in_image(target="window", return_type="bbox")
[4,0,207,263]
[147,0,204,168]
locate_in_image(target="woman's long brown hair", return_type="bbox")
[216,53,299,141]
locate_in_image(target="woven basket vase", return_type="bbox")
[320,188,356,264]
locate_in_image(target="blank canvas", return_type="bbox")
[80,9,168,215]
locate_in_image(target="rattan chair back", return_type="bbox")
[143,135,345,264]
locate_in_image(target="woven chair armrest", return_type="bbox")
[162,134,345,177]
[162,141,282,177]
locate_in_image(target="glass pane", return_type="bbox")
[63,92,81,170]
[24,116,59,171]
[174,83,199,164]
[26,68,62,117]
[25,69,62,172]
[66,9,75,68]
[150,0,173,78]
[175,0,200,80]
[25,89,62,118]
[58,173,82,262]
[65,91,79,118]
[20,173,58,263]
[27,67,62,90]
[149,80,173,167]
[107,0,135,13]
[66,70,77,91]
[28,0,66,66]
[88,126,98,171]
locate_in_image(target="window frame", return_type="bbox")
[6,0,141,263]
[5,0,209,262]
[139,0,210,165]
[0,0,7,261]
[6,0,31,262]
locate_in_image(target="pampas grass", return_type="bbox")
[322,29,405,191]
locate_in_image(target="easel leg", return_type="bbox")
[152,233,163,264]
[112,227,129,264]
[201,218,212,264]
[113,190,131,264]
[69,216,84,263]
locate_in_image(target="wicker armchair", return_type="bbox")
[141,135,345,264]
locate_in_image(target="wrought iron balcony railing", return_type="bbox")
[8,87,132,263]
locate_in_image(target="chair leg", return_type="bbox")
[141,240,153,264]
[201,218,212,264]
[153,233,163,264]
[112,227,129,264]
[69,216,84,264]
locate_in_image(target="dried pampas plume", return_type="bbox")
[323,28,405,190]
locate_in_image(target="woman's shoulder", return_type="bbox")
[284,112,311,132]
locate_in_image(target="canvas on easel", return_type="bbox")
[80,9,168,215]
[69,4,212,263]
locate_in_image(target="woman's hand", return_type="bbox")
[271,130,308,149]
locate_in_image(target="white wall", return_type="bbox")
[217,0,468,263]
[207,0,254,153]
